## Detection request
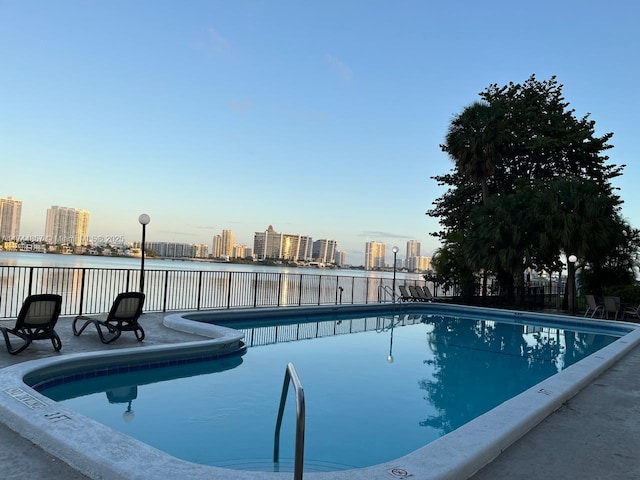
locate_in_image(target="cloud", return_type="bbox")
[326,54,354,84]
[191,27,233,58]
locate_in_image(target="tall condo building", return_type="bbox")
[253,225,312,262]
[334,250,347,266]
[0,196,22,241]
[407,255,432,272]
[212,235,222,258]
[45,206,90,246]
[406,240,424,271]
[312,239,337,264]
[406,240,421,259]
[365,241,386,270]
[221,229,234,257]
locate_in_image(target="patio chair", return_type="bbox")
[602,296,621,320]
[584,294,604,318]
[398,285,413,302]
[622,304,640,321]
[73,292,146,344]
[0,294,63,355]
[421,286,439,301]
[408,285,429,302]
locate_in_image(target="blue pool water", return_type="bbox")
[36,310,621,472]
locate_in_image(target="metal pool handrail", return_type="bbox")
[274,362,305,480]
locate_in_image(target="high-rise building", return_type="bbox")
[365,241,386,270]
[334,250,347,266]
[233,244,250,258]
[0,196,22,241]
[406,240,421,259]
[194,244,209,258]
[212,235,222,258]
[406,240,425,271]
[222,230,234,257]
[407,255,432,272]
[45,206,90,246]
[253,225,312,262]
[312,239,337,264]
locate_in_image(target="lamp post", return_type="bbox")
[567,254,577,315]
[138,214,150,293]
[392,246,399,303]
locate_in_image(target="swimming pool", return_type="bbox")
[2,303,640,480]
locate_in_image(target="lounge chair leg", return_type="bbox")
[0,328,31,355]
[51,334,62,351]
[134,328,145,342]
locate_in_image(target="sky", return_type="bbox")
[2,1,639,266]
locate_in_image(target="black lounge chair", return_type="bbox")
[408,285,429,302]
[420,285,441,302]
[73,292,146,344]
[398,285,413,302]
[0,294,63,354]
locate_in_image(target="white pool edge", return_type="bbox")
[0,307,638,480]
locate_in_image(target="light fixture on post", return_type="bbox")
[138,214,150,293]
[567,254,577,315]
[392,246,399,303]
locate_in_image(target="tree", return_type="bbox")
[428,75,637,300]
[442,100,504,206]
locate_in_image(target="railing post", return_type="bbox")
[254,272,258,308]
[317,275,322,306]
[298,274,303,306]
[365,277,369,304]
[197,271,203,311]
[227,272,233,309]
[352,276,355,304]
[28,267,34,296]
[78,268,86,316]
[162,270,169,312]
[277,273,282,307]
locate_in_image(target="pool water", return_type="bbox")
[37,312,619,472]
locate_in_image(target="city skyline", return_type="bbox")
[3,2,640,267]
[2,198,429,267]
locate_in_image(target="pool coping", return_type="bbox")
[0,304,638,480]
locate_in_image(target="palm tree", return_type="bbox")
[442,101,503,206]
[443,100,505,301]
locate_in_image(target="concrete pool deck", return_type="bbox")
[0,310,639,479]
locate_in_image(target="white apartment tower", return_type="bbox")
[312,239,337,264]
[406,240,421,259]
[45,206,90,246]
[221,230,234,257]
[0,196,22,241]
[253,225,312,262]
[212,235,222,258]
[365,241,386,270]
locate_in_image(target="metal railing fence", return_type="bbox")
[0,266,428,319]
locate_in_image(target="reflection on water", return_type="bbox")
[418,315,616,433]
[35,311,621,472]
[107,386,138,423]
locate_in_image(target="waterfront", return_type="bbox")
[0,251,423,280]
[0,252,426,319]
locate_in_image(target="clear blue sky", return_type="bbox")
[2,1,639,266]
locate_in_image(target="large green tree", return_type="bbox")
[429,75,637,300]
